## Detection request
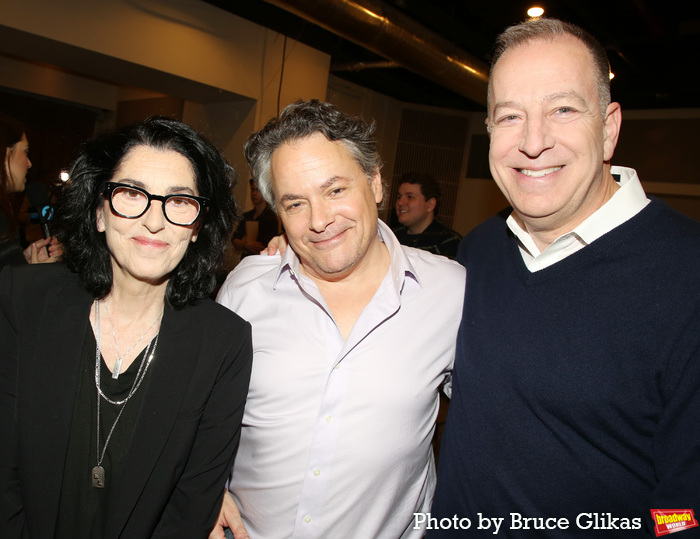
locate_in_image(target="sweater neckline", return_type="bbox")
[510,198,660,285]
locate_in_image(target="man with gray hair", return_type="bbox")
[430,18,700,537]
[215,100,464,538]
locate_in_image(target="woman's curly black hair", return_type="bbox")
[52,116,239,308]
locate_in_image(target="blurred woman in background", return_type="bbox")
[0,113,61,268]
[0,116,252,538]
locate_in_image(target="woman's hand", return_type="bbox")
[208,490,249,539]
[23,236,63,264]
[261,233,288,256]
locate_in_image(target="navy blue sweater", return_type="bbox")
[430,199,700,537]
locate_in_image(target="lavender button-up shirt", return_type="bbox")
[217,220,465,538]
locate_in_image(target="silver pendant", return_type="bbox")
[92,465,105,488]
[112,356,123,379]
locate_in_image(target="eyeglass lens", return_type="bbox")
[111,185,200,225]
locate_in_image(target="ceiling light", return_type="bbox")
[527,7,545,17]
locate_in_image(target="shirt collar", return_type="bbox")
[378,219,422,291]
[507,166,650,259]
[273,219,421,292]
[572,166,650,244]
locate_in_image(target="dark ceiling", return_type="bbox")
[206,0,700,112]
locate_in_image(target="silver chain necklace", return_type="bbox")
[107,300,163,379]
[91,298,160,488]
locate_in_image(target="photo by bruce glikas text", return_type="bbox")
[413,512,643,533]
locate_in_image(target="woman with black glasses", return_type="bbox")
[0,116,253,538]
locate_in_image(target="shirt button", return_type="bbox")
[313,468,321,476]
[304,515,311,523]
[325,415,332,423]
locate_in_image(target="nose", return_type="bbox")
[309,199,334,233]
[143,200,167,233]
[518,115,555,158]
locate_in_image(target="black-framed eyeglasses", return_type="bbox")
[103,182,209,226]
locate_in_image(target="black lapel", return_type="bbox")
[21,274,92,537]
[107,304,201,537]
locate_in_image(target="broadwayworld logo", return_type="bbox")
[651,509,698,536]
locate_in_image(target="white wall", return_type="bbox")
[0,0,330,126]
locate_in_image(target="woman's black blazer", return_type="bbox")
[0,263,252,538]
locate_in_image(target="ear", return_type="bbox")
[190,220,203,243]
[96,205,105,232]
[602,102,622,162]
[370,171,383,205]
[426,197,437,213]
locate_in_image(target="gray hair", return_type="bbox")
[244,100,384,212]
[487,18,612,123]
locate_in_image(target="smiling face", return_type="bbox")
[487,35,621,247]
[395,182,435,234]
[96,145,200,289]
[270,133,384,281]
[4,133,32,193]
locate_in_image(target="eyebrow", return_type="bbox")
[278,175,349,204]
[278,193,303,204]
[117,178,197,195]
[492,100,519,115]
[542,90,588,107]
[320,175,348,190]
[493,91,588,115]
